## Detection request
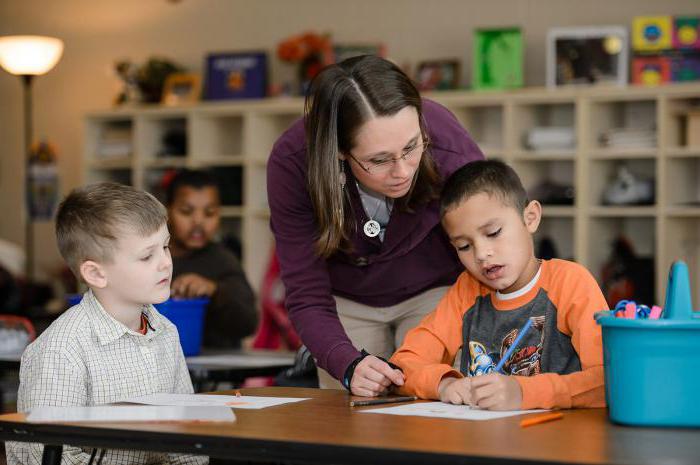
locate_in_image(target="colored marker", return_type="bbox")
[624,302,637,319]
[520,411,564,428]
[649,305,663,319]
[495,318,534,374]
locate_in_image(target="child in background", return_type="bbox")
[391,160,607,410]
[166,170,257,349]
[7,183,207,465]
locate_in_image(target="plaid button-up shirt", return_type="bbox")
[6,290,208,465]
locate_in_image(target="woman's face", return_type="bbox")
[344,106,424,198]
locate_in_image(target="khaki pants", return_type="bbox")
[318,286,450,389]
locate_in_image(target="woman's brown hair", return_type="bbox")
[305,55,441,258]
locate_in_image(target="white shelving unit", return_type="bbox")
[84,83,700,304]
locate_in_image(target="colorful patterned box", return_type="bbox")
[632,56,671,85]
[633,16,673,51]
[673,16,700,49]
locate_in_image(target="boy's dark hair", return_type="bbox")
[165,169,219,206]
[56,182,167,278]
[440,160,529,217]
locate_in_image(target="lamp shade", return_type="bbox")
[0,35,63,76]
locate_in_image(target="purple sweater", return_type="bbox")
[267,100,484,380]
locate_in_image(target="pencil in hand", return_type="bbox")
[519,411,563,427]
[349,396,417,407]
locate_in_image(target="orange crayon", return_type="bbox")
[520,412,563,428]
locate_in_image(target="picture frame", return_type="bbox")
[473,27,523,90]
[547,26,629,87]
[415,59,460,91]
[204,51,268,100]
[161,73,201,106]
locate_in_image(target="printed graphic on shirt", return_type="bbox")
[467,315,545,376]
[468,341,495,376]
[460,290,581,379]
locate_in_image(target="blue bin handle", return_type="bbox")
[663,261,694,320]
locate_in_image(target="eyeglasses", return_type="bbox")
[348,140,430,175]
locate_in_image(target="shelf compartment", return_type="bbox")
[447,105,504,154]
[190,114,244,159]
[513,159,575,207]
[136,116,188,160]
[513,101,576,152]
[245,112,302,156]
[589,99,657,150]
[536,217,574,261]
[588,158,656,208]
[210,166,243,207]
[86,118,134,163]
[666,157,700,208]
[665,96,700,148]
[588,216,656,304]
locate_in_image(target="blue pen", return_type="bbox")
[494,318,534,374]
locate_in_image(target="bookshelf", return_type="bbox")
[84,83,700,304]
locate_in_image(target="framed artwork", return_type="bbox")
[204,51,267,100]
[472,27,523,90]
[415,59,460,91]
[333,43,386,63]
[161,73,201,106]
[547,26,629,87]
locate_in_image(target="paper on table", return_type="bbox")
[123,393,309,409]
[27,405,235,423]
[359,402,547,421]
[186,354,294,368]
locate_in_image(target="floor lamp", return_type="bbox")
[0,35,63,282]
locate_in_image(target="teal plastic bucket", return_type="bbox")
[596,261,700,427]
[155,298,208,356]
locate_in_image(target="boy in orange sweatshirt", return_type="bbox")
[391,160,607,410]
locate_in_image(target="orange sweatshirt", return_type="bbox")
[390,259,607,410]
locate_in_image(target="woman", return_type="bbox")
[267,55,483,396]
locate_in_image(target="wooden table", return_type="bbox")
[0,387,698,465]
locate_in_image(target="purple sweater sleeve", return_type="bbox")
[267,129,361,380]
[267,100,483,382]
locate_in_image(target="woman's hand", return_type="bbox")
[350,355,405,397]
[469,373,522,411]
[438,376,472,405]
[171,273,217,298]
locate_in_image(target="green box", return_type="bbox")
[473,27,523,90]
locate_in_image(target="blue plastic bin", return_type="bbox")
[596,261,700,427]
[155,298,209,356]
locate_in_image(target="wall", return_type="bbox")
[0,0,698,280]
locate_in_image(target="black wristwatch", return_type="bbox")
[342,350,403,391]
[342,350,370,390]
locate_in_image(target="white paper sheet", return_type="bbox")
[27,405,235,423]
[123,393,309,409]
[185,354,294,368]
[359,401,546,420]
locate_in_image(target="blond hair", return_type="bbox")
[56,182,167,277]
